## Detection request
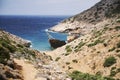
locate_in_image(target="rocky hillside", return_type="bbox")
[0,30,68,80]
[47,0,120,80]
[48,18,120,79]
[63,0,120,24]
[50,0,120,34]
[1,0,120,79]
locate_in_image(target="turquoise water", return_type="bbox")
[0,16,69,51]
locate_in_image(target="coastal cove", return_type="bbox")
[0,15,69,51]
[0,0,120,80]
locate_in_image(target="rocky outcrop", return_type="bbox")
[49,39,66,48]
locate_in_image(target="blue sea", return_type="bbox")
[0,15,69,51]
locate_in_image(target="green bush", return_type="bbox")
[66,62,70,65]
[111,67,116,70]
[108,47,116,52]
[104,77,115,80]
[55,57,61,61]
[75,42,85,49]
[94,31,103,38]
[103,56,116,67]
[115,26,120,31]
[68,66,73,70]
[110,67,120,77]
[65,53,70,56]
[88,39,104,47]
[0,46,10,63]
[0,37,10,44]
[103,43,107,47]
[116,68,120,73]
[65,45,72,53]
[72,59,78,63]
[0,38,16,53]
[74,41,85,52]
[24,49,35,58]
[48,55,53,60]
[69,70,115,80]
[110,70,117,77]
[7,44,16,53]
[17,44,24,48]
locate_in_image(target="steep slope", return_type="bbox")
[0,30,49,80]
[47,0,120,80]
[50,0,120,34]
[48,14,120,80]
[0,30,68,80]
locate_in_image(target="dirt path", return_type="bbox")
[14,59,46,80]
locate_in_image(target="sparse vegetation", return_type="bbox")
[108,47,116,52]
[6,44,16,53]
[17,44,24,48]
[103,43,107,47]
[97,51,100,53]
[110,70,116,77]
[69,70,115,80]
[55,57,61,61]
[1,0,120,79]
[68,66,73,70]
[66,62,70,65]
[103,56,116,67]
[88,39,104,47]
[115,26,120,31]
[93,30,103,38]
[0,45,10,64]
[72,59,78,63]
[65,45,72,56]
[116,68,120,73]
[65,45,72,53]
[75,42,85,49]
[96,71,102,76]
[48,55,53,60]
[74,41,85,52]
[110,67,120,77]
[64,53,69,56]
[0,38,16,53]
